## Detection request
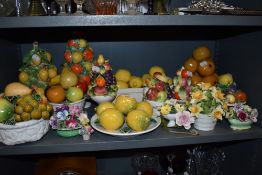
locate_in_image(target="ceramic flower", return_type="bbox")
[175,111,194,130]
[226,103,258,123]
[188,83,226,120]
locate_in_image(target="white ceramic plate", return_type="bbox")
[90,114,161,136]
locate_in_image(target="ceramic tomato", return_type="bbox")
[64,50,72,63]
[234,91,247,102]
[76,81,87,93]
[83,48,94,61]
[71,64,83,74]
[79,75,91,86]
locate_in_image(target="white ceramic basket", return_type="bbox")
[194,114,217,131]
[0,119,49,145]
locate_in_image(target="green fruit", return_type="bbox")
[0,98,14,123]
[66,87,83,102]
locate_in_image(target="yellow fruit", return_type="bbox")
[96,102,115,116]
[202,74,218,86]
[41,111,50,120]
[60,70,78,89]
[99,108,124,131]
[21,112,30,121]
[15,114,22,122]
[136,101,153,117]
[31,109,42,120]
[115,95,137,115]
[116,80,129,89]
[48,67,57,79]
[38,68,49,81]
[46,104,53,112]
[49,75,61,86]
[35,87,45,96]
[129,76,143,88]
[84,61,92,71]
[197,59,215,77]
[142,74,151,86]
[4,82,32,97]
[167,77,173,86]
[19,71,29,83]
[79,39,88,48]
[149,66,165,77]
[97,54,105,65]
[45,51,52,62]
[23,104,34,113]
[126,110,150,131]
[115,69,131,83]
[191,74,202,86]
[193,46,211,61]
[15,106,23,114]
[72,51,83,63]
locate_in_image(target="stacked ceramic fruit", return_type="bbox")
[115,69,143,89]
[172,67,192,101]
[218,73,247,104]
[18,42,58,90]
[143,66,173,106]
[46,39,93,105]
[95,95,154,132]
[183,46,218,86]
[88,54,118,103]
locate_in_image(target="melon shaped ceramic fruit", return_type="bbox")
[115,95,137,115]
[99,108,124,131]
[197,59,216,77]
[184,57,198,73]
[126,110,150,131]
[192,46,211,61]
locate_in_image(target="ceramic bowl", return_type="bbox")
[146,100,164,109]
[91,95,115,104]
[49,98,87,111]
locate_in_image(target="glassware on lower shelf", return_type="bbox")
[185,146,226,175]
[131,153,160,175]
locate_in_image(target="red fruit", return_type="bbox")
[79,75,91,86]
[83,48,94,61]
[94,86,107,95]
[146,88,159,101]
[174,92,180,100]
[155,81,165,91]
[67,40,78,48]
[234,91,247,102]
[76,81,87,93]
[71,64,83,74]
[64,50,72,63]
[181,69,192,79]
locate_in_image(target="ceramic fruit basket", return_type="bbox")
[0,119,49,145]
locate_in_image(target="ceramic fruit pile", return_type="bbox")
[172,67,192,101]
[45,39,93,104]
[95,95,154,132]
[88,54,117,97]
[183,46,218,86]
[18,42,58,90]
[143,66,173,103]
[115,69,143,89]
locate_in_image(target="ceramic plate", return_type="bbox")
[91,114,161,136]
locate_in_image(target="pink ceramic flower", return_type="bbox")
[250,109,258,123]
[175,111,194,130]
[66,116,78,129]
[69,105,81,116]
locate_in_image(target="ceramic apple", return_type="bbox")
[146,88,158,100]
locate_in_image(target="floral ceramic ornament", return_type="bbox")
[49,104,94,139]
[159,99,194,129]
[226,103,258,130]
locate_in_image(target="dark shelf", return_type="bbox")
[1,15,262,28]
[0,121,261,156]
